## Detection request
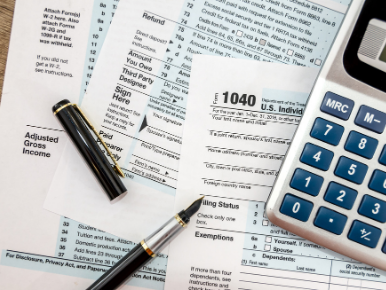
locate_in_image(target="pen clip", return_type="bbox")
[72,104,125,178]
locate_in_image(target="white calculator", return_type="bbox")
[267,0,386,271]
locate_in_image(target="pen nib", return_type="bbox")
[184,196,204,219]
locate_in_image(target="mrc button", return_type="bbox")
[320,92,354,120]
[355,105,386,134]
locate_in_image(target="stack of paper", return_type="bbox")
[5,0,385,289]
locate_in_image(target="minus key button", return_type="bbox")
[355,105,386,134]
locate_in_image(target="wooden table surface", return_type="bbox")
[0,0,16,100]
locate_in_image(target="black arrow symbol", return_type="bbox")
[166,48,170,52]
[173,99,177,103]
[139,115,148,132]
[165,171,169,175]
[169,40,173,44]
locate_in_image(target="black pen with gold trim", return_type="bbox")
[86,196,204,290]
[53,99,127,203]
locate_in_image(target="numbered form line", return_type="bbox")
[143,10,286,64]
[4,250,167,276]
[130,49,191,72]
[123,64,189,89]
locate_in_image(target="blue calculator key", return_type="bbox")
[382,240,386,254]
[355,105,386,134]
[348,220,381,248]
[379,145,386,166]
[344,131,378,159]
[358,195,386,223]
[280,194,313,222]
[324,182,357,210]
[334,156,368,184]
[314,207,347,235]
[290,168,323,196]
[369,170,386,195]
[320,92,354,120]
[300,143,334,171]
[310,118,344,146]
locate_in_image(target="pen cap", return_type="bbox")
[53,99,127,202]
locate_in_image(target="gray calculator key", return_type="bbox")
[320,92,354,120]
[355,105,386,134]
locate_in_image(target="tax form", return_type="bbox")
[44,0,352,241]
[164,55,386,290]
[0,0,164,288]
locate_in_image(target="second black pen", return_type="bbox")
[86,196,204,290]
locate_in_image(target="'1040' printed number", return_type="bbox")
[223,92,256,107]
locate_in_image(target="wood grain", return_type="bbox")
[0,0,16,100]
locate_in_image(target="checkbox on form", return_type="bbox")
[265,236,272,243]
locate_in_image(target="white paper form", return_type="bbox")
[0,0,165,288]
[44,0,352,242]
[1,217,167,289]
[164,55,386,290]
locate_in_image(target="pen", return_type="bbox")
[86,196,205,290]
[52,99,127,203]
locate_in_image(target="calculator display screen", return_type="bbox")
[344,0,386,93]
[379,44,386,63]
[357,18,386,72]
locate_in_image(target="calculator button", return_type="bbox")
[358,195,386,223]
[310,118,344,146]
[300,143,334,171]
[355,105,386,134]
[290,168,323,196]
[348,220,381,248]
[280,194,313,222]
[334,156,368,184]
[324,182,357,210]
[369,170,386,195]
[314,207,347,235]
[379,145,386,166]
[344,131,378,159]
[382,240,386,254]
[320,92,354,120]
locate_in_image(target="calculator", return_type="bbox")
[266,0,386,271]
